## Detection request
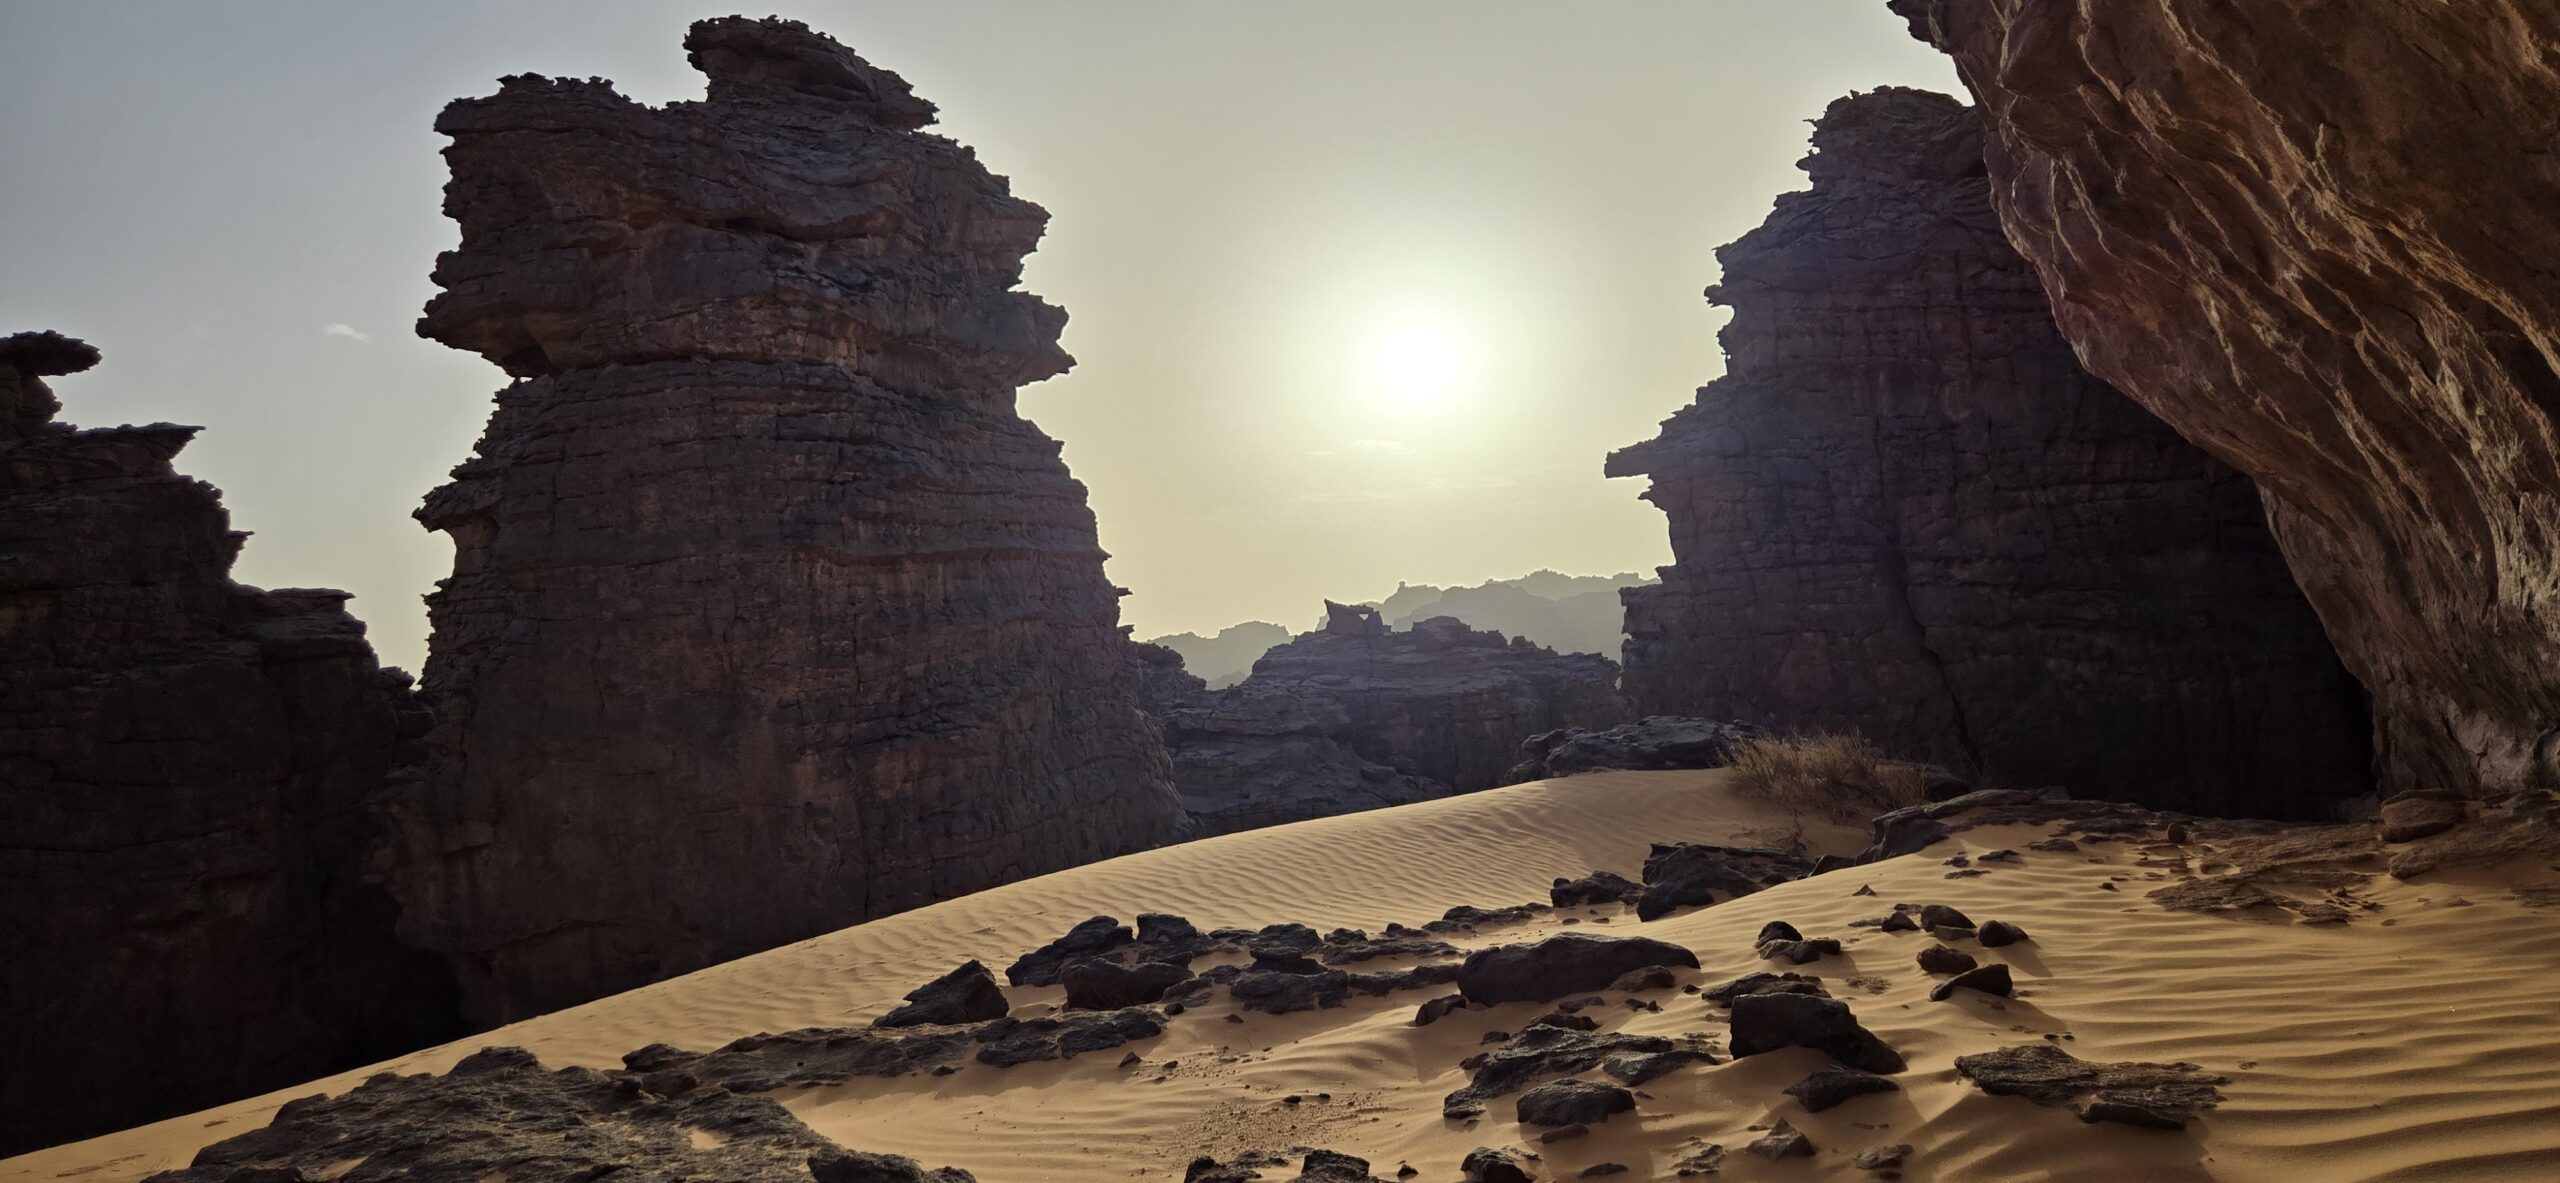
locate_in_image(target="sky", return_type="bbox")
[0,2,1957,672]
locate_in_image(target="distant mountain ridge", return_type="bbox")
[1145,570,1653,685]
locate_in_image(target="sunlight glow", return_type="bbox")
[1360,316,1473,411]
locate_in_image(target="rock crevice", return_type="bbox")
[1609,87,2371,817]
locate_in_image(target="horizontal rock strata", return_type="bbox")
[0,334,455,1155]
[390,16,1185,1025]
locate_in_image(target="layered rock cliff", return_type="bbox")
[1889,1,2560,799]
[392,17,1186,1024]
[1146,604,1627,835]
[0,334,455,1155]
[1608,89,2370,817]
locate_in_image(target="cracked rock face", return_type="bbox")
[1608,88,2370,818]
[1146,614,1626,835]
[0,335,455,1155]
[1892,1,2560,799]
[391,16,1185,1025]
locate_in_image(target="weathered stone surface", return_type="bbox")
[1728,992,1905,1074]
[1460,1146,1536,1183]
[1443,1027,1715,1119]
[1638,842,1810,920]
[142,1047,977,1183]
[1928,963,2012,1001]
[387,18,1186,1025]
[1458,934,1700,1005]
[1505,716,1761,783]
[0,335,456,1156]
[1953,1043,2225,1130]
[2379,795,2465,844]
[875,961,1010,1028]
[1785,1068,1901,1113]
[1516,1079,1635,1127]
[1148,612,1626,836]
[1606,87,2369,817]
[1895,0,2560,801]
[1701,971,1828,1008]
[1746,1120,1814,1160]
[1551,869,1644,908]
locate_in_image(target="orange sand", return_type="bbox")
[10,770,2559,1182]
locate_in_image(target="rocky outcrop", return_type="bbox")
[1505,715,1763,783]
[1144,611,1627,835]
[1890,2,2560,800]
[1608,88,2370,817]
[391,17,1186,1025]
[0,334,456,1155]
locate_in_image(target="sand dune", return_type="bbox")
[12,770,2559,1181]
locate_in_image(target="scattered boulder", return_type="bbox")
[1918,904,1974,930]
[1728,993,1905,1073]
[1784,1068,1902,1113]
[1458,934,1700,1005]
[1928,964,2013,1002]
[1672,1145,1725,1176]
[1007,917,1134,987]
[1853,1144,1911,1171]
[1415,994,1472,1027]
[1755,921,1803,945]
[876,961,1010,1028]
[2379,794,2465,843]
[1297,1149,1396,1183]
[1746,1120,1814,1160]
[1443,1027,1715,1118]
[1916,944,1977,975]
[1516,1079,1636,1127]
[1638,844,1812,920]
[1954,1044,2226,1129]
[1701,972,1828,1008]
[1507,716,1764,782]
[974,1009,1166,1067]
[1460,1146,1537,1183]
[1757,937,1844,965]
[1552,870,1645,908]
[144,1046,979,1183]
[1978,920,2030,948]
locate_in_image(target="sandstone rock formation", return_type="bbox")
[1890,1,2560,800]
[0,334,455,1155]
[1608,87,2370,817]
[1143,612,1626,835]
[391,17,1185,1025]
[1505,715,1763,783]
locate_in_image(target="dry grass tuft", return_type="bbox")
[1728,733,1928,824]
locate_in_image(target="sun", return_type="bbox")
[1361,316,1472,411]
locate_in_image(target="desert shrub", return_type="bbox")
[1727,733,1926,823]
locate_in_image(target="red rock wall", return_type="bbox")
[391,18,1185,1023]
[1890,0,2560,797]
[0,334,457,1155]
[1610,90,2370,817]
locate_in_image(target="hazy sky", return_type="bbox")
[0,2,1956,671]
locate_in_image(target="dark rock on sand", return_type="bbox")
[1553,870,1646,908]
[1728,993,1905,1074]
[1062,960,1193,1010]
[876,961,1010,1027]
[1785,1068,1902,1112]
[1638,844,1812,920]
[1460,1146,1537,1183]
[1746,1120,1814,1159]
[1915,944,1978,976]
[1954,1043,2225,1129]
[1702,972,1829,1007]
[1458,934,1700,1005]
[1516,1079,1636,1127]
[1008,916,1135,987]
[1928,964,2013,1002]
[1978,920,2029,948]
[144,1046,976,1183]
